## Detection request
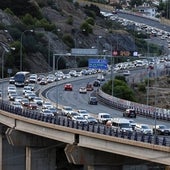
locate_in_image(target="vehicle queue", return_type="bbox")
[4,60,170,139]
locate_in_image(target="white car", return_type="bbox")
[72,115,88,125]
[33,97,43,105]
[79,87,87,94]
[123,70,130,76]
[135,124,153,135]
[12,101,23,109]
[7,86,17,94]
[42,101,54,109]
[61,106,73,116]
[77,109,90,118]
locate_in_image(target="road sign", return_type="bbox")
[88,59,108,70]
[71,48,98,55]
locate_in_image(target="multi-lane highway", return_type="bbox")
[46,74,170,131]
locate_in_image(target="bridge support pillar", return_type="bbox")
[165,166,170,170]
[26,147,31,170]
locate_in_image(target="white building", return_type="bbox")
[136,4,157,18]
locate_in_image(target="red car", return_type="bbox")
[86,83,93,91]
[64,83,73,91]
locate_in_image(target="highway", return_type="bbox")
[46,74,170,133]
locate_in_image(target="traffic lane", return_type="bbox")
[46,76,170,128]
[46,77,123,117]
[117,12,170,32]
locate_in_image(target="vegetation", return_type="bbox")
[102,75,136,101]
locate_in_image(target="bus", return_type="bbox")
[14,71,30,87]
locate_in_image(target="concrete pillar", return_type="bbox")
[165,166,170,170]
[26,147,31,170]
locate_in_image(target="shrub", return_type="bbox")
[86,17,95,25]
[137,83,146,93]
[80,21,93,35]
[4,8,14,15]
[62,34,74,48]
[66,15,73,25]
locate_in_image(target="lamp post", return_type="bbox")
[97,35,102,55]
[48,29,61,72]
[20,29,33,71]
[0,42,15,101]
[53,53,71,108]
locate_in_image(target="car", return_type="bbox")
[88,96,98,105]
[39,78,47,85]
[14,96,23,102]
[27,102,38,110]
[48,107,58,115]
[27,84,35,91]
[67,111,80,119]
[93,80,100,87]
[77,109,90,118]
[79,87,87,94]
[27,93,36,101]
[21,98,30,107]
[61,106,73,116]
[42,101,54,109]
[9,93,18,101]
[135,124,153,135]
[41,109,54,116]
[7,86,17,94]
[12,101,23,109]
[153,125,170,135]
[85,116,98,124]
[123,109,136,118]
[72,115,88,125]
[86,83,93,91]
[64,83,73,91]
[9,77,15,84]
[33,97,43,106]
[23,86,32,94]
[24,90,33,98]
[97,74,105,81]
[123,70,130,76]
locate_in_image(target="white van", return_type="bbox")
[98,113,112,124]
[111,118,133,133]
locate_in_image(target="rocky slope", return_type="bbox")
[0,0,136,74]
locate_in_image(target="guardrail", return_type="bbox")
[0,99,168,147]
[96,89,170,121]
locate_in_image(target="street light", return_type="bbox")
[97,35,102,55]
[48,29,61,72]
[0,42,15,101]
[20,29,33,71]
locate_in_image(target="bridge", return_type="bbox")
[0,76,170,170]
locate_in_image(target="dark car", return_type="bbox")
[153,125,170,135]
[88,96,98,105]
[93,80,100,87]
[28,102,38,110]
[123,109,136,118]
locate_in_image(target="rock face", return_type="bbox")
[0,0,136,73]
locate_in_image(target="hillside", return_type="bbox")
[0,0,144,74]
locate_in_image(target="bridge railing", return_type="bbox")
[96,89,170,121]
[0,99,169,147]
